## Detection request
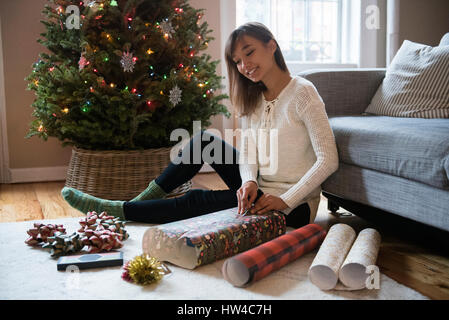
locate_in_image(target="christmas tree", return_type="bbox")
[26,0,230,150]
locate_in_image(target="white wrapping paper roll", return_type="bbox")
[338,228,381,290]
[308,224,356,290]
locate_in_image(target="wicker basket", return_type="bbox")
[65,146,192,200]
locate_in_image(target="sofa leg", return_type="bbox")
[327,200,340,213]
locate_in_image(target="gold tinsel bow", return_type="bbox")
[122,254,170,285]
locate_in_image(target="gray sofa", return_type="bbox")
[299,34,449,233]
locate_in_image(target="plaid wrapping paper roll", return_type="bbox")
[142,207,286,270]
[222,224,327,287]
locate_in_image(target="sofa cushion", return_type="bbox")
[364,40,449,118]
[329,115,449,189]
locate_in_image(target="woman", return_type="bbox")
[62,22,338,228]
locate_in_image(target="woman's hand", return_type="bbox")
[250,194,289,214]
[236,181,258,214]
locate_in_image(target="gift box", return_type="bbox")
[142,207,286,269]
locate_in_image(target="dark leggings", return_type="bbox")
[123,130,310,228]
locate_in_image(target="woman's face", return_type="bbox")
[231,35,277,83]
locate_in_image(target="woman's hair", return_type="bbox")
[225,22,288,117]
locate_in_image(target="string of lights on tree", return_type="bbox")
[26,0,229,150]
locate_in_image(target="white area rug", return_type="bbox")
[0,217,428,300]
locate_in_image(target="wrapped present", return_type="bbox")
[142,207,286,269]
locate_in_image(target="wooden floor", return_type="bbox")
[1,172,448,300]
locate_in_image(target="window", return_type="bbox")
[236,0,361,71]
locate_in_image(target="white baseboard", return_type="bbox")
[7,163,214,184]
[9,166,68,183]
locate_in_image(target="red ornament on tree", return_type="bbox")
[147,100,161,112]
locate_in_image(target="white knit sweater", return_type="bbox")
[238,76,339,222]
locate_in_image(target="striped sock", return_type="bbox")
[130,179,167,202]
[61,187,125,220]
